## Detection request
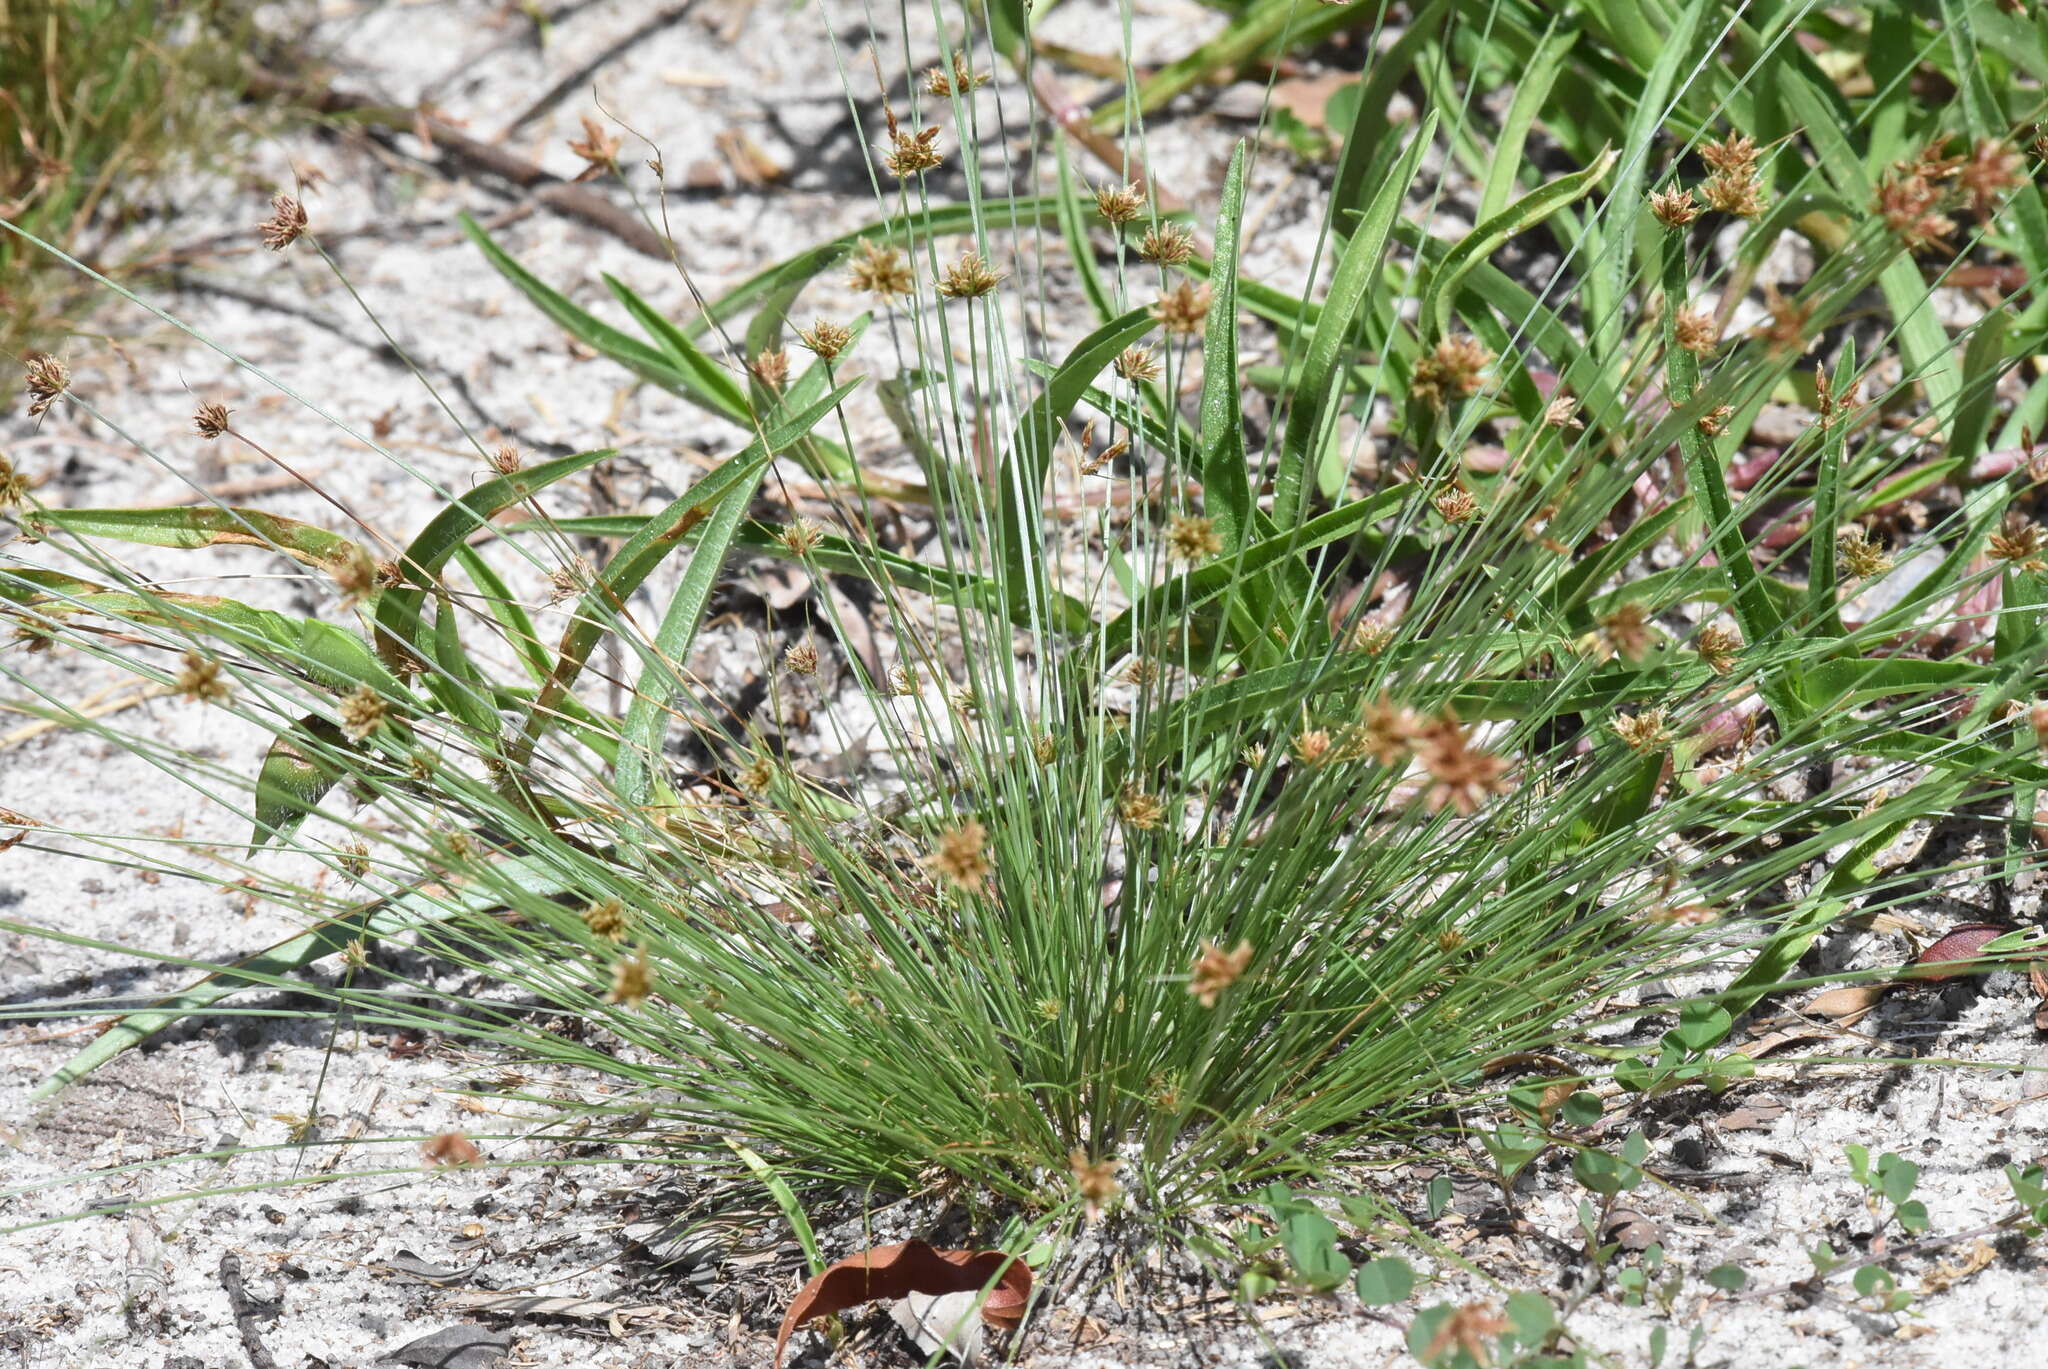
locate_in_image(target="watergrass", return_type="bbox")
[4,0,2047,1333]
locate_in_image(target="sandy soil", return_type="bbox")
[5,2,2048,1366]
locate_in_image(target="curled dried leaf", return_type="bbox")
[774,1240,1031,1366]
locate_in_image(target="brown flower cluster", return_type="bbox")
[1188,939,1253,1007]
[926,819,991,892]
[1410,335,1492,408]
[1411,711,1515,815]
[1700,132,1766,218]
[881,112,943,177]
[1874,136,2023,253]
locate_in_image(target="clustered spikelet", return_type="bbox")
[1875,166,1955,252]
[1597,601,1655,662]
[923,53,989,98]
[1648,185,1699,227]
[784,638,820,675]
[1068,1149,1120,1218]
[736,755,776,793]
[1543,395,1582,430]
[881,114,943,177]
[1410,710,1513,816]
[1149,279,1210,336]
[175,651,230,703]
[1989,513,2048,570]
[846,238,914,297]
[926,819,991,892]
[1165,512,1221,561]
[258,193,307,250]
[1816,362,1862,431]
[937,251,1003,299]
[489,444,522,474]
[1957,137,2025,217]
[338,684,388,740]
[604,950,654,1008]
[335,840,370,882]
[751,348,791,390]
[795,319,853,361]
[0,453,25,508]
[1837,525,1895,580]
[1118,785,1166,830]
[1432,484,1478,525]
[1136,221,1194,266]
[23,353,68,417]
[567,114,622,177]
[777,517,824,556]
[1113,345,1161,383]
[1673,306,1720,357]
[1094,180,1144,226]
[1359,695,1417,765]
[1409,335,1492,408]
[193,401,232,439]
[1612,707,1673,753]
[1695,623,1741,674]
[583,897,629,942]
[1291,728,1333,767]
[330,546,378,607]
[1032,731,1058,765]
[1699,132,1766,218]
[1188,939,1253,1007]
[1753,284,1812,357]
[1696,404,1734,437]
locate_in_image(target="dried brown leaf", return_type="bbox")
[775,1240,1031,1366]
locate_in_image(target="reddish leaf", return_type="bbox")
[1907,923,2009,981]
[774,1240,1031,1366]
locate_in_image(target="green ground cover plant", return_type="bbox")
[0,0,272,352]
[8,0,2048,1355]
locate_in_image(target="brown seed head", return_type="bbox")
[258,194,307,250]
[0,454,25,509]
[1674,306,1720,357]
[338,684,388,741]
[1119,785,1166,830]
[1837,525,1895,580]
[1411,710,1513,816]
[1136,221,1195,266]
[1068,1149,1120,1217]
[1753,283,1813,357]
[1700,132,1760,175]
[1032,731,1058,765]
[736,756,775,793]
[604,950,655,1008]
[1410,335,1492,408]
[1543,395,1583,430]
[1432,484,1479,525]
[784,638,820,675]
[23,353,69,417]
[923,53,989,98]
[489,444,522,474]
[777,517,824,556]
[583,896,630,942]
[176,650,231,703]
[567,114,622,175]
[1094,180,1145,226]
[1649,185,1699,227]
[795,319,854,361]
[1149,279,1210,336]
[1958,138,2024,218]
[1989,512,2048,570]
[937,251,1004,299]
[926,819,992,892]
[1188,939,1253,1007]
[1696,404,1734,437]
[1598,601,1655,662]
[193,402,232,440]
[1695,623,1741,675]
[846,238,914,297]
[1291,728,1334,768]
[881,122,944,177]
[751,347,791,390]
[1113,345,1162,384]
[1612,707,1673,753]
[1165,512,1222,561]
[1875,169,1955,252]
[336,841,370,882]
